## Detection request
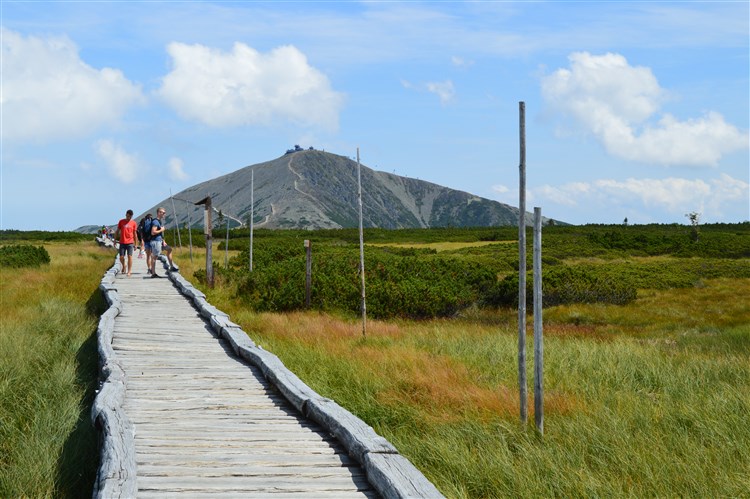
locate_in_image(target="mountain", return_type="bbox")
[140,149,558,230]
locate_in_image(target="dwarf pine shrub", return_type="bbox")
[0,245,50,268]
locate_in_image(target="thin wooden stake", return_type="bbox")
[357,147,367,337]
[518,101,528,425]
[225,195,231,269]
[184,198,193,263]
[169,189,182,249]
[533,207,544,435]
[304,240,312,308]
[250,169,254,272]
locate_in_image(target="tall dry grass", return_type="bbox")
[179,245,750,497]
[0,241,112,497]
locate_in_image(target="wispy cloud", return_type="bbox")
[426,81,455,105]
[1,28,144,143]
[532,174,748,219]
[402,79,455,104]
[541,52,748,167]
[95,139,142,183]
[156,42,344,131]
[168,157,188,181]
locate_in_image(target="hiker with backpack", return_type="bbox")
[148,207,178,277]
[138,213,153,271]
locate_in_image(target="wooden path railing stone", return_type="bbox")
[92,237,443,498]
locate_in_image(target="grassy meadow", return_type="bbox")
[175,224,749,497]
[2,224,749,497]
[0,239,112,498]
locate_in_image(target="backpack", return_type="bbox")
[139,216,153,243]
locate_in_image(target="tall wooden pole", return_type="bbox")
[250,169,254,272]
[357,147,367,337]
[533,207,544,435]
[184,198,193,263]
[196,196,214,288]
[225,195,231,269]
[170,189,182,249]
[518,101,528,425]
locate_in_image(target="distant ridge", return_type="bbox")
[137,150,561,230]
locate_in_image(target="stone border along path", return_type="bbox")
[91,238,443,498]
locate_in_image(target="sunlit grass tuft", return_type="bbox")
[1,241,110,497]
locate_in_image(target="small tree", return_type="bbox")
[215,210,225,230]
[685,211,701,242]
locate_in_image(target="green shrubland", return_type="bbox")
[0,244,51,268]
[200,223,749,318]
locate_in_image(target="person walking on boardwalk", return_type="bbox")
[138,213,154,272]
[116,209,139,277]
[149,207,168,278]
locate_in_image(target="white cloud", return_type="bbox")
[157,42,344,130]
[534,175,748,218]
[402,79,455,104]
[451,56,474,68]
[426,80,455,105]
[1,28,144,143]
[541,52,748,167]
[95,140,142,183]
[168,157,188,181]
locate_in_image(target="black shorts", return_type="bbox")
[119,243,135,256]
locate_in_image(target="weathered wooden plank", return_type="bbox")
[135,453,357,466]
[136,474,372,491]
[136,464,366,477]
[137,492,377,499]
[364,452,444,499]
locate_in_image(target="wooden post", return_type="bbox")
[184,198,193,263]
[170,189,182,249]
[518,101,528,425]
[304,240,312,308]
[195,196,214,288]
[225,196,231,269]
[533,207,544,435]
[357,147,367,337]
[249,169,254,272]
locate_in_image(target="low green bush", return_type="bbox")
[197,223,750,318]
[0,245,51,268]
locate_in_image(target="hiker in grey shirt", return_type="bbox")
[149,208,167,278]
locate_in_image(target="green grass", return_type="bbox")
[4,228,749,497]
[0,240,111,498]
[183,253,750,497]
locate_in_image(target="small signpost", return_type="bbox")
[195,196,214,288]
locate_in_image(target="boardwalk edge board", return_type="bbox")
[92,241,444,498]
[91,237,138,498]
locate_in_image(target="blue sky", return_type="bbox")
[2,1,748,231]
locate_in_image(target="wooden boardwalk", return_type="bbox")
[111,255,377,497]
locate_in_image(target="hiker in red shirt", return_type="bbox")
[116,209,140,277]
